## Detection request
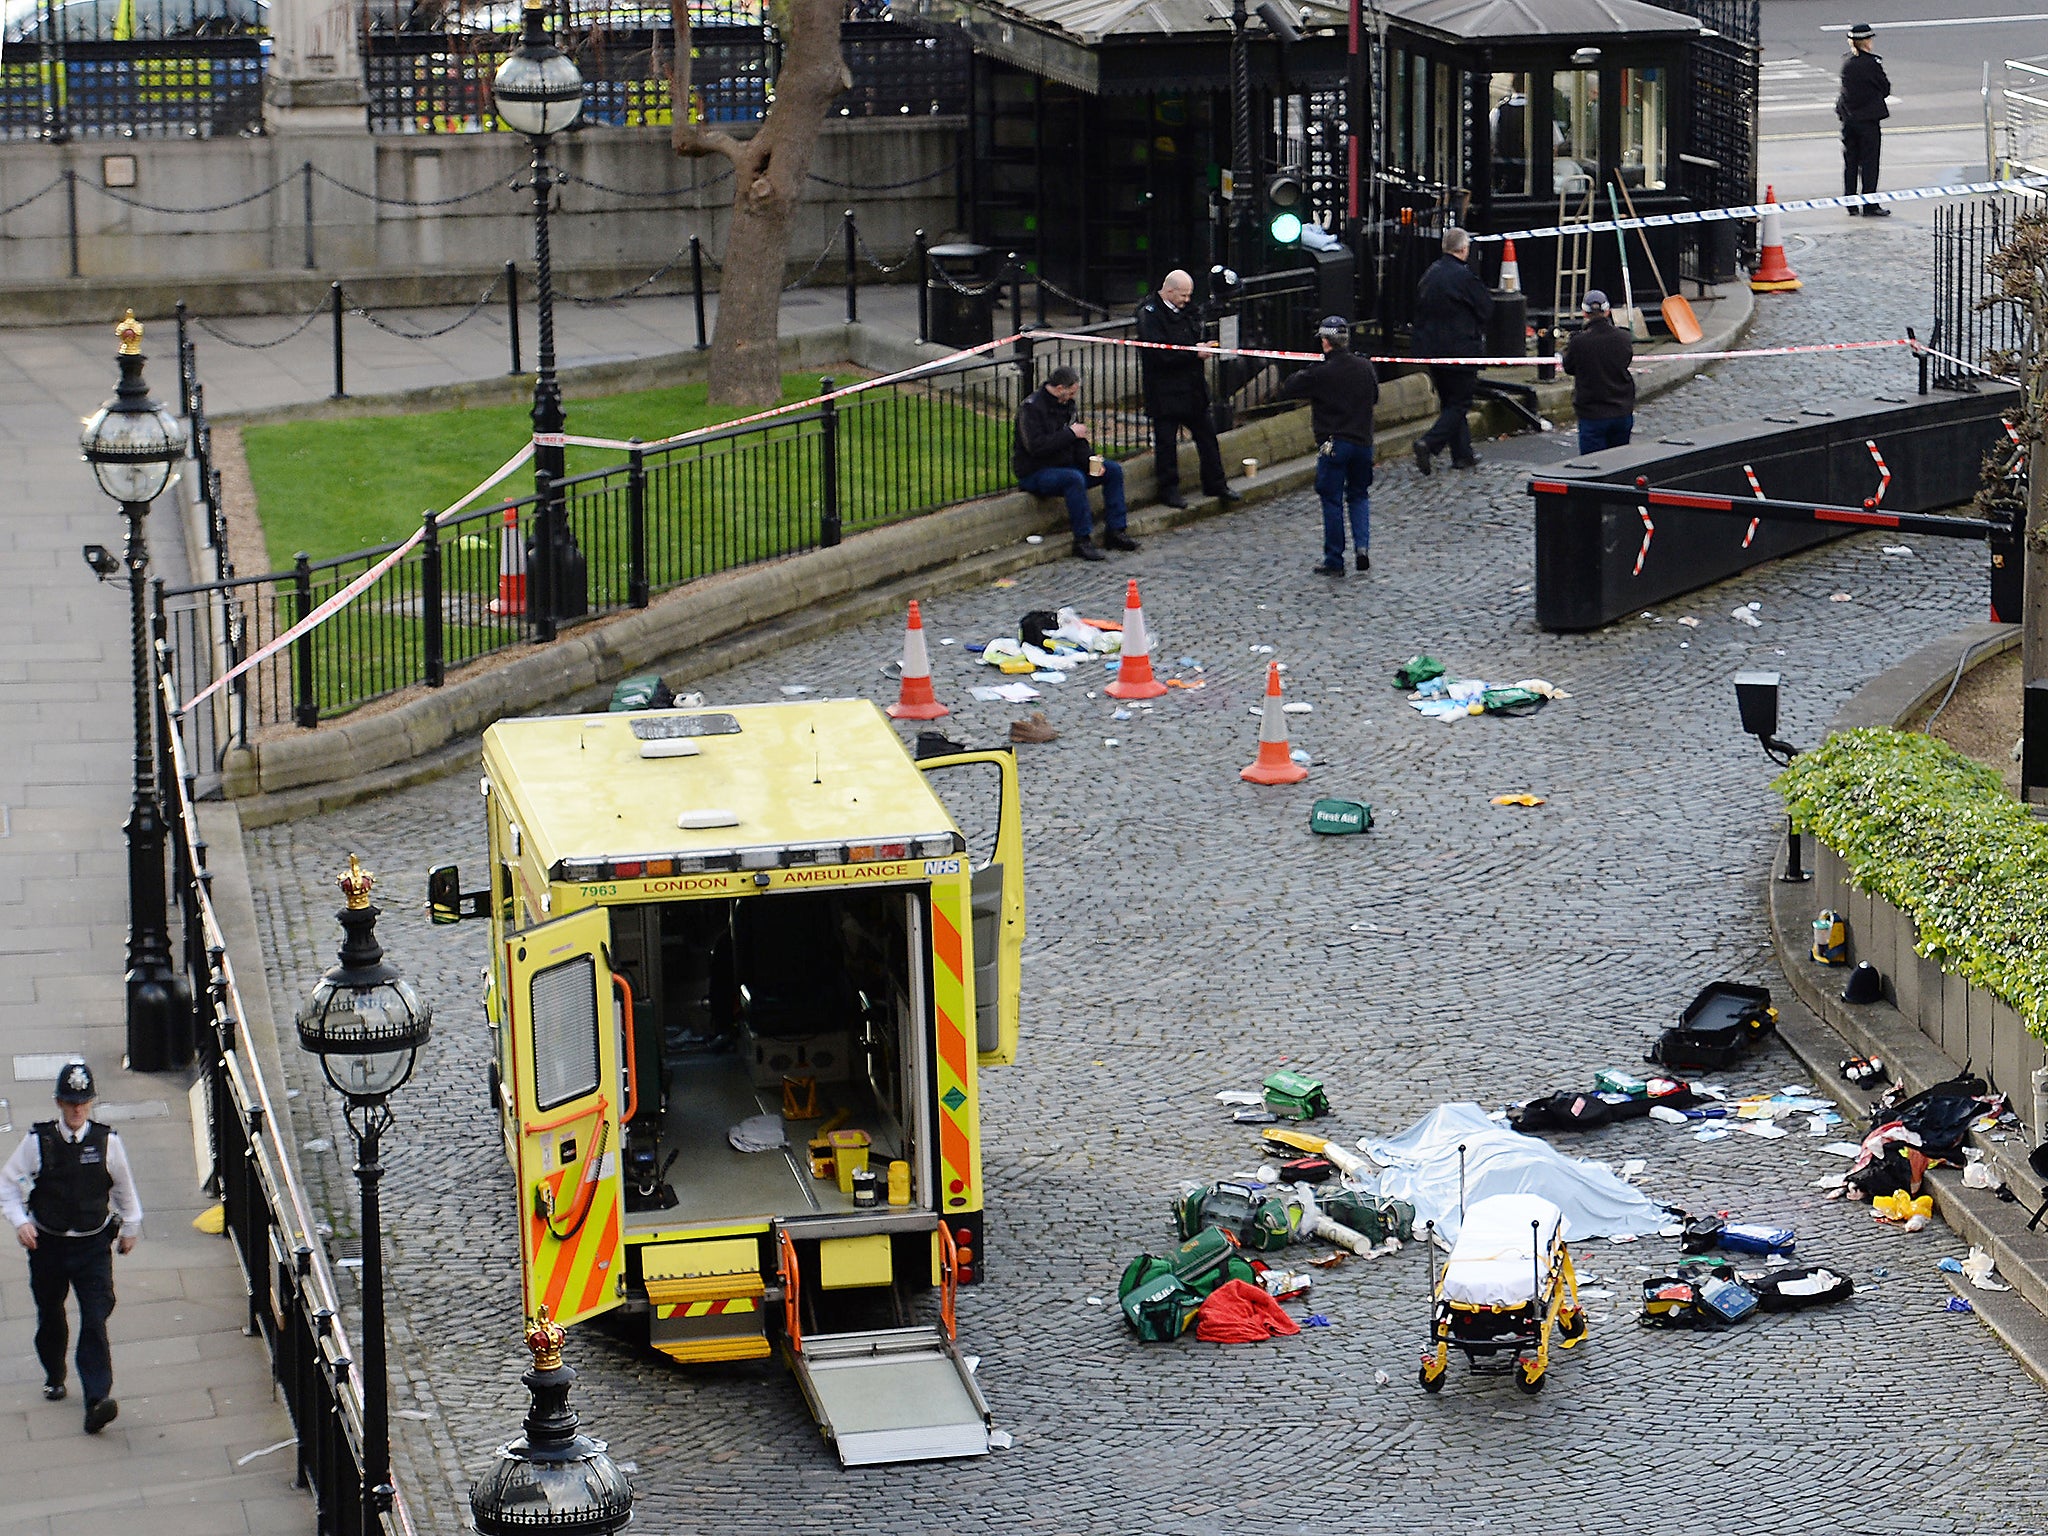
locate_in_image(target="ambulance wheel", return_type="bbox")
[1559,1308,1587,1344]
[1514,1360,1545,1394]
[1418,1360,1445,1393]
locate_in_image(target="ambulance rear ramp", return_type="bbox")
[793,1324,991,1466]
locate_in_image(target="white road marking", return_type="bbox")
[1821,11,2048,28]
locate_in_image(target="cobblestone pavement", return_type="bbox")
[246,213,2048,1536]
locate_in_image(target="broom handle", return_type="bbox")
[1613,174,1672,301]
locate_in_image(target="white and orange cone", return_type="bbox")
[486,504,526,616]
[1103,578,1167,700]
[1241,660,1308,785]
[886,599,950,720]
[1499,238,1521,295]
[1750,185,1802,293]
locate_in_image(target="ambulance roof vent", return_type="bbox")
[639,739,700,759]
[678,808,741,830]
[630,713,741,741]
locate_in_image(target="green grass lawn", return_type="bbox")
[242,371,869,570]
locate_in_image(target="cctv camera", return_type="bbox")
[82,544,119,581]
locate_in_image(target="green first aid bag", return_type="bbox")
[1170,1227,1259,1296]
[1309,799,1372,836]
[1263,1069,1331,1121]
[1118,1255,1203,1341]
[1320,1190,1416,1243]
[1394,654,1445,690]
[1480,685,1545,716]
[609,673,674,712]
[1173,1182,1293,1252]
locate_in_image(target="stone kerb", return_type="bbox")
[1764,621,2048,1333]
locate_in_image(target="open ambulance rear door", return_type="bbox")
[916,749,1024,1065]
[505,906,629,1329]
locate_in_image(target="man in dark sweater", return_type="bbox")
[1837,22,1891,214]
[1279,315,1380,575]
[1561,290,1637,453]
[1409,228,1495,474]
[1134,269,1239,508]
[1013,365,1133,562]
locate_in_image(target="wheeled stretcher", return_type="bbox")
[1419,1193,1586,1394]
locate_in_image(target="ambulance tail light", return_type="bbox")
[738,847,782,870]
[915,834,960,859]
[785,843,843,865]
[560,859,609,882]
[612,860,645,878]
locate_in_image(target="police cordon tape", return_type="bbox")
[1471,172,2048,244]
[179,324,1980,715]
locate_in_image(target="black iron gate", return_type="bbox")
[1666,0,1759,278]
[1932,194,2034,391]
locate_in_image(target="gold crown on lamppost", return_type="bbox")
[526,1305,566,1370]
[338,855,375,911]
[115,310,143,355]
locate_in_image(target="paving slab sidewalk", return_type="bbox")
[0,280,920,1536]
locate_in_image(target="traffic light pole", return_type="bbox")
[1228,0,1253,273]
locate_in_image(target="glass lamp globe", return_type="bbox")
[494,1,585,138]
[81,310,186,505]
[296,857,433,1102]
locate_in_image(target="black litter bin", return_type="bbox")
[927,243,996,349]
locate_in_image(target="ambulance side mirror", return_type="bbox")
[427,863,489,924]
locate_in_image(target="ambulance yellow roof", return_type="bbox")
[482,699,958,868]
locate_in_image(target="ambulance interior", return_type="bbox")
[604,887,931,1229]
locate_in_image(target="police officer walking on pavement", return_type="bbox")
[1134,269,1240,509]
[1278,315,1380,576]
[1561,290,1637,453]
[1838,22,1891,215]
[1410,228,1495,475]
[3,1063,142,1433]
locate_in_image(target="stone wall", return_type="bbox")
[0,119,961,318]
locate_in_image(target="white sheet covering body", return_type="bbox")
[1362,1102,1669,1246]
[1441,1194,1563,1308]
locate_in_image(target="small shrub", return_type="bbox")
[1775,727,2048,1034]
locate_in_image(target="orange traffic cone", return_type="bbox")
[886,599,950,720]
[486,504,525,616]
[1750,186,1802,293]
[1241,660,1308,785]
[1103,579,1167,700]
[1499,238,1521,295]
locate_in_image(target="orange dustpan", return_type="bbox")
[1614,176,1702,346]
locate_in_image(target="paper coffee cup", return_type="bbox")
[1088,454,1105,476]
[1242,458,1259,479]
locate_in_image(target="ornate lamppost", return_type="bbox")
[470,1307,635,1534]
[494,0,589,642]
[296,857,433,1515]
[80,309,189,1074]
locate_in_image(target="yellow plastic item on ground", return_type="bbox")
[192,1204,226,1235]
[1872,1191,1934,1223]
[1490,794,1546,807]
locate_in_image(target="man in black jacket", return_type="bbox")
[1409,228,1494,474]
[1013,365,1133,562]
[1838,22,1891,214]
[1561,290,1637,453]
[1279,315,1379,575]
[1134,269,1239,509]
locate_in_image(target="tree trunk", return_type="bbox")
[2027,438,2048,702]
[670,0,850,407]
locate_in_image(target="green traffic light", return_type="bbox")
[1270,211,1303,244]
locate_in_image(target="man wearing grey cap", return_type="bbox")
[1837,22,1891,215]
[1,1062,142,1433]
[1278,315,1379,575]
[1561,290,1636,454]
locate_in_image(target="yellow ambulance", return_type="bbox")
[430,699,1022,1465]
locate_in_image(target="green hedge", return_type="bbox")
[1774,727,2048,1034]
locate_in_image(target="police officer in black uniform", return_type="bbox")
[1838,22,1891,215]
[2,1063,143,1433]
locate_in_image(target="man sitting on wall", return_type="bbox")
[1013,366,1134,563]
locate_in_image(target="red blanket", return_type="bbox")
[1194,1279,1302,1343]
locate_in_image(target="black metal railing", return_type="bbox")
[155,301,1300,744]
[150,652,402,1536]
[363,4,966,134]
[1933,193,2034,391]
[0,35,266,140]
